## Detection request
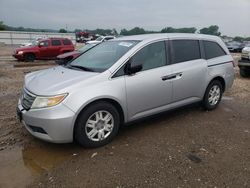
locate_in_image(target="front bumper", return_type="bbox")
[17,99,76,143]
[13,54,24,60]
[241,52,250,60]
[238,59,250,68]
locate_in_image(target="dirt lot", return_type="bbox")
[0,46,250,188]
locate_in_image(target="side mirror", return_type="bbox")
[126,61,143,75]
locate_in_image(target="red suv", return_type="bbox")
[13,38,75,62]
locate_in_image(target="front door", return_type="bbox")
[38,40,50,59]
[125,41,173,121]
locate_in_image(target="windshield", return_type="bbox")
[78,44,97,52]
[31,40,38,46]
[69,40,139,72]
[96,37,104,41]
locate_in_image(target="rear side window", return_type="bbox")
[39,40,49,47]
[203,41,226,59]
[63,39,72,45]
[172,40,201,63]
[51,40,61,46]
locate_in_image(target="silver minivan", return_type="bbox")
[17,34,235,147]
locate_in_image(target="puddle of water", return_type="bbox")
[0,144,80,188]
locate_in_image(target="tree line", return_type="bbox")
[0,21,249,41]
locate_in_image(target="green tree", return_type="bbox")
[120,29,129,35]
[161,27,196,33]
[0,21,6,30]
[234,36,244,42]
[199,25,221,36]
[74,29,81,33]
[111,28,118,36]
[120,27,146,36]
[59,28,67,33]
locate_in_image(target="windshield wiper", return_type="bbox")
[68,65,95,72]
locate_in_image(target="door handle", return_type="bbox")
[161,74,176,81]
[161,72,183,81]
[175,72,183,79]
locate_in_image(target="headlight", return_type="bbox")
[31,93,68,109]
[17,51,23,55]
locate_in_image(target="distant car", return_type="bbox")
[226,41,244,52]
[86,36,115,45]
[13,38,74,62]
[238,43,250,77]
[241,43,250,60]
[56,43,97,65]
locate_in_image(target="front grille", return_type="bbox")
[21,89,36,110]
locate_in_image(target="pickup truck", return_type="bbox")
[238,44,250,77]
[13,38,74,62]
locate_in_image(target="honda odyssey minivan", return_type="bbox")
[17,34,235,147]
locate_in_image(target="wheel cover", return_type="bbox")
[85,110,114,142]
[208,85,221,106]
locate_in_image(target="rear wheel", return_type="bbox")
[24,53,35,62]
[202,80,223,110]
[74,102,120,148]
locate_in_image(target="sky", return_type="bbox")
[0,0,250,37]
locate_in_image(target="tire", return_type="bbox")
[240,69,250,77]
[74,101,120,148]
[24,53,35,62]
[202,80,223,111]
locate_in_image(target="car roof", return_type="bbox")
[113,33,221,42]
[47,37,70,40]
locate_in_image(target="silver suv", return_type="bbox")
[17,34,235,147]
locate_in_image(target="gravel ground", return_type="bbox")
[0,47,250,187]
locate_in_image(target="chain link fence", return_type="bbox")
[0,31,76,46]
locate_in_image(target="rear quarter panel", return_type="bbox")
[207,55,234,90]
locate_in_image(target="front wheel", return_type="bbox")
[24,53,35,62]
[202,80,223,110]
[240,69,250,77]
[74,102,120,148]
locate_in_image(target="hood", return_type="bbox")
[86,41,101,44]
[20,42,32,47]
[57,50,81,59]
[25,66,99,95]
[242,47,250,52]
[16,45,38,51]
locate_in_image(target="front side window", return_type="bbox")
[69,40,139,72]
[172,40,201,63]
[203,41,226,59]
[130,41,167,71]
[51,40,61,46]
[39,40,49,47]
